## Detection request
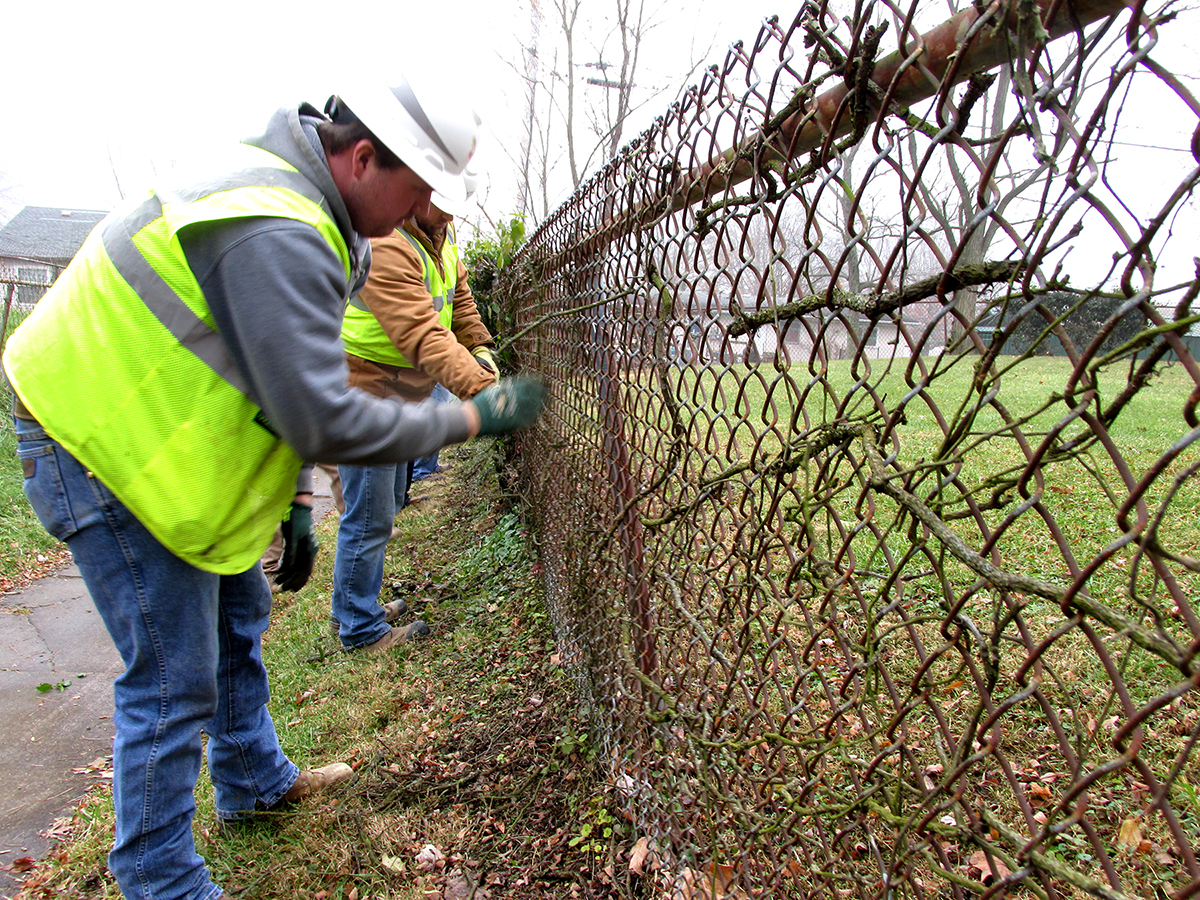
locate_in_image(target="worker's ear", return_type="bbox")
[350,139,378,180]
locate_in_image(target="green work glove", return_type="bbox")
[472,376,546,436]
[472,346,500,380]
[275,501,318,592]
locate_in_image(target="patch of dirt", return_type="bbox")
[333,632,636,899]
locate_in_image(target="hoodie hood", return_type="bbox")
[244,104,371,292]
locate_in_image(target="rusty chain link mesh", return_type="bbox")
[495,1,1200,897]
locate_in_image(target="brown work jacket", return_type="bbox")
[346,221,496,404]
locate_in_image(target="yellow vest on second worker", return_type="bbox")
[341,225,460,366]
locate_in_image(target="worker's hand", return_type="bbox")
[275,501,318,592]
[472,347,500,380]
[470,376,546,436]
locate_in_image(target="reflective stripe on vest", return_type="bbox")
[2,145,355,574]
[341,225,459,367]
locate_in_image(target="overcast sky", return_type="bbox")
[4,0,1198,292]
[0,0,788,221]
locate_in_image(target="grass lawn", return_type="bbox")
[0,395,72,592]
[532,350,1200,897]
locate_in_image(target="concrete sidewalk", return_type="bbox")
[0,469,338,897]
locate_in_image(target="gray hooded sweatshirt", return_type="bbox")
[178,103,472,491]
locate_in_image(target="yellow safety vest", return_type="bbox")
[3,144,354,573]
[341,224,460,366]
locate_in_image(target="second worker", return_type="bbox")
[332,174,499,652]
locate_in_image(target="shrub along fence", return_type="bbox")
[497,0,1200,897]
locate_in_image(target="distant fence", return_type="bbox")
[498,0,1200,898]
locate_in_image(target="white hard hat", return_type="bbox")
[431,170,479,217]
[335,74,481,202]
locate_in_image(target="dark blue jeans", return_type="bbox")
[411,382,451,480]
[15,415,297,900]
[331,461,411,647]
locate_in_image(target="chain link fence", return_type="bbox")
[496,0,1200,897]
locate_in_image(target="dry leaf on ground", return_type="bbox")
[669,863,752,899]
[415,843,446,873]
[629,836,656,875]
[968,851,1012,885]
[381,854,406,875]
[1117,817,1142,851]
[444,867,490,900]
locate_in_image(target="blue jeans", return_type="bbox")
[15,416,298,900]
[331,461,411,648]
[411,383,451,481]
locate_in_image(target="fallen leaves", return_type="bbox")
[967,851,1012,886]
[381,854,407,876]
[415,843,446,874]
[70,755,113,778]
[381,842,501,900]
[443,867,491,899]
[1116,817,1142,853]
[669,862,751,900]
[629,836,657,875]
[1025,781,1053,807]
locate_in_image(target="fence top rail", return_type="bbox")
[526,0,1137,264]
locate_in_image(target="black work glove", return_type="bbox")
[275,501,318,592]
[472,376,546,436]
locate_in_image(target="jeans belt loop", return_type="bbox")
[12,393,38,423]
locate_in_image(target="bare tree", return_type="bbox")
[583,0,648,162]
[518,5,544,219]
[893,3,1112,343]
[511,1,569,220]
[556,0,585,188]
[900,68,1029,342]
[107,142,127,202]
[0,168,24,227]
[514,0,711,221]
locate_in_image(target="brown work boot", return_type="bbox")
[217,763,354,832]
[281,762,355,802]
[359,622,431,652]
[382,598,409,621]
[328,599,408,637]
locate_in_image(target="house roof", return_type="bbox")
[0,206,109,264]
